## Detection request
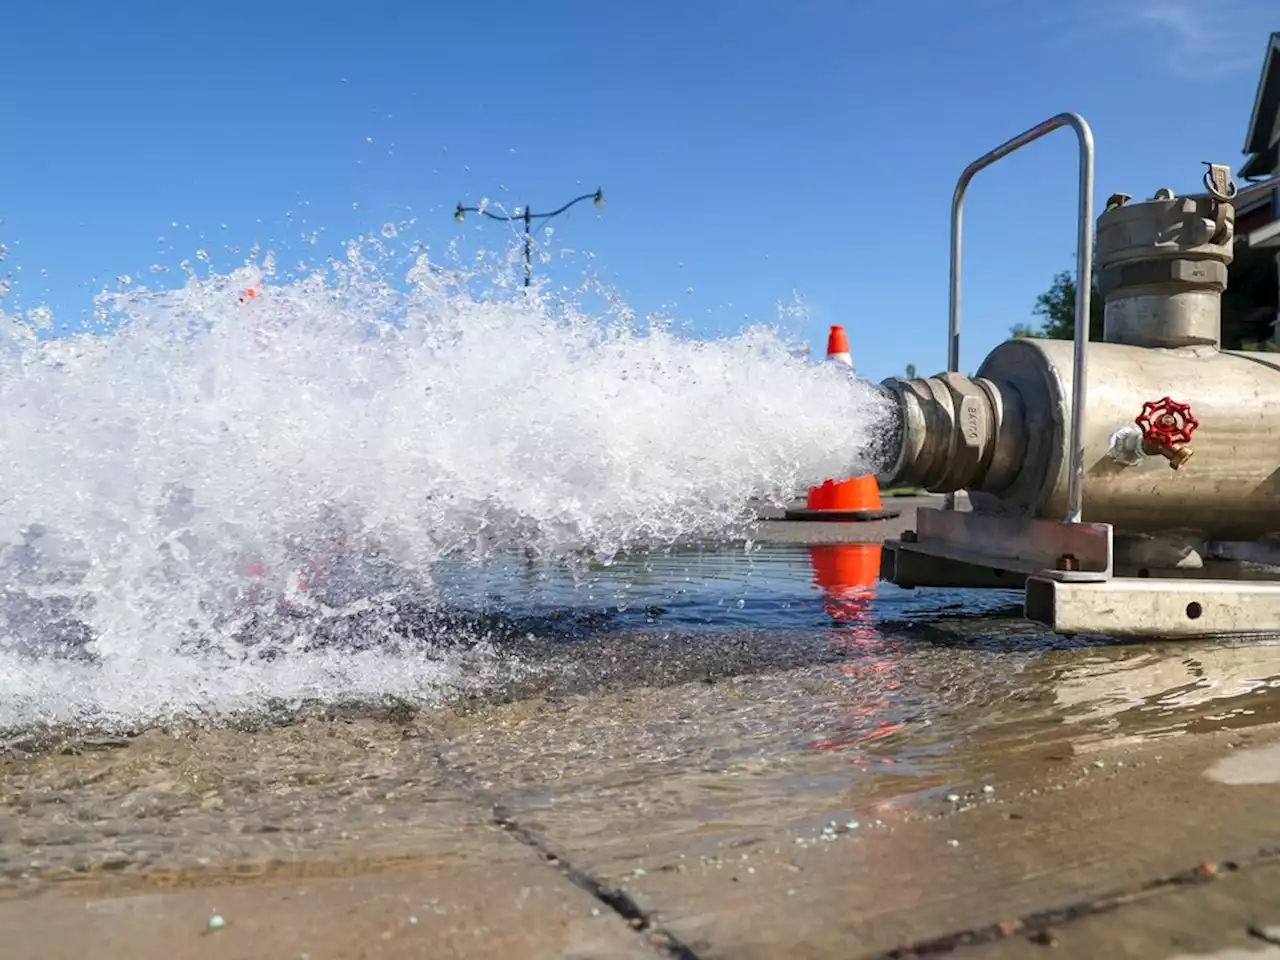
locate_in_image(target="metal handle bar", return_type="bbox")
[947,111,1095,523]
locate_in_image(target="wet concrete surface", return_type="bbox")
[6,499,1280,958]
[965,855,1280,959]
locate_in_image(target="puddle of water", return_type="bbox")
[449,541,1280,763]
[12,538,1280,766]
[10,538,1280,893]
[430,541,1020,633]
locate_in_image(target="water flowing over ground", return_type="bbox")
[0,241,893,731]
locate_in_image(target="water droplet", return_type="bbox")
[27,305,52,330]
[0,243,8,263]
[381,223,398,239]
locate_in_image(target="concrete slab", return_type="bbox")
[423,682,1280,960]
[0,720,657,959]
[0,718,491,889]
[966,858,1280,960]
[542,730,1280,958]
[0,858,656,960]
[6,609,1280,959]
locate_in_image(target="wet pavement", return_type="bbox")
[5,494,1280,958]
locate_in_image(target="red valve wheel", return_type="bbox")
[1136,397,1198,448]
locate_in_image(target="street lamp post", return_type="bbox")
[453,188,605,287]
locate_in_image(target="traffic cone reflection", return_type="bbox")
[806,542,908,761]
[808,542,881,625]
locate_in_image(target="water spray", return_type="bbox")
[0,243,893,729]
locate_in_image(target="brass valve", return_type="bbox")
[1136,397,1198,469]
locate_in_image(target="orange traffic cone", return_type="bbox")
[785,325,901,522]
[826,325,853,369]
[785,476,900,521]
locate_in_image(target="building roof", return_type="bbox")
[1242,32,1280,180]
[1229,175,1280,214]
[1186,172,1278,214]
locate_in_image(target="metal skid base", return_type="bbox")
[882,507,1280,638]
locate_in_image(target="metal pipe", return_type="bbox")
[878,340,1280,541]
[947,112,1094,521]
[1095,179,1235,349]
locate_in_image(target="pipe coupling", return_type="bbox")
[876,372,1027,494]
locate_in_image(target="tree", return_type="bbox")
[904,363,916,378]
[1012,268,1105,341]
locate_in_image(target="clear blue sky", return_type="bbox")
[0,0,1275,382]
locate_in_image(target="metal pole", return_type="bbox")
[1065,123,1096,525]
[946,112,1095,522]
[453,189,604,290]
[523,207,533,288]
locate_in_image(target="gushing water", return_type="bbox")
[0,242,893,731]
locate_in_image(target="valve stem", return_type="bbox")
[1143,439,1194,470]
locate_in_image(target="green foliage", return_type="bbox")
[1014,269,1105,341]
[904,363,916,378]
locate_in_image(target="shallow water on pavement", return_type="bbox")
[430,540,1021,630]
[6,539,1280,893]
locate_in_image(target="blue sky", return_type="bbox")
[0,0,1275,382]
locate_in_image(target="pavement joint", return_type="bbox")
[865,846,1280,959]
[493,805,702,960]
[422,738,702,959]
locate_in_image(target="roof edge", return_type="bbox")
[1245,31,1280,155]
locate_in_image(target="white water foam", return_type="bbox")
[0,241,893,731]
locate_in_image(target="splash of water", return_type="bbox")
[0,241,893,731]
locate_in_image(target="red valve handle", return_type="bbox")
[1136,397,1198,448]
